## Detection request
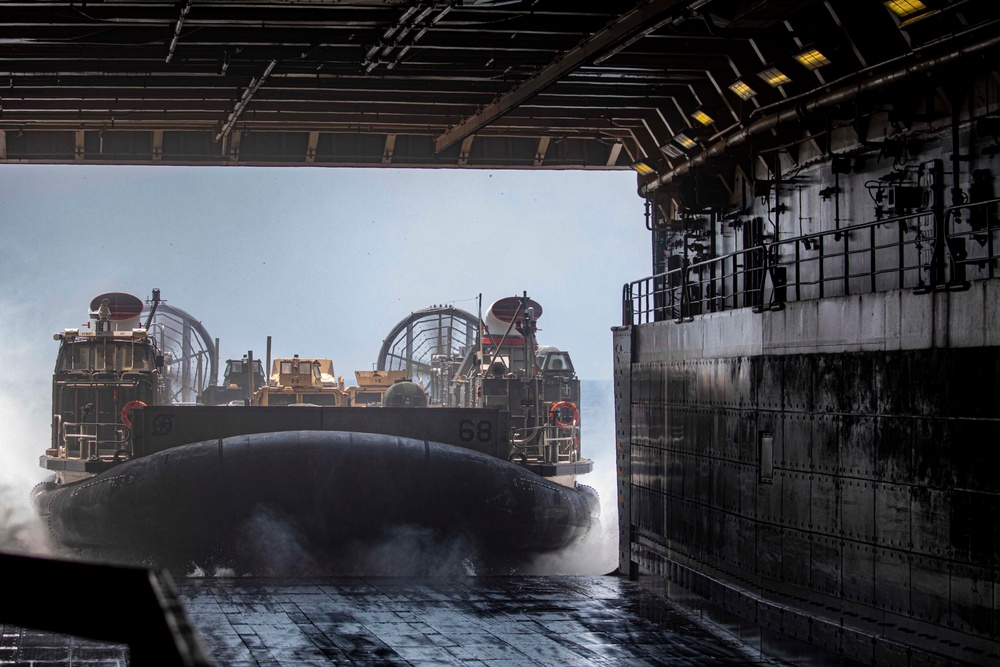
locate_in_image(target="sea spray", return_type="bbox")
[0,350,56,557]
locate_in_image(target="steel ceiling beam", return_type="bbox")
[1,0,979,173]
[433,0,691,153]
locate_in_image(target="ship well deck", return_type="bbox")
[2,575,772,666]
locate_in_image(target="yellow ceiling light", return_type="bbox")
[674,133,697,149]
[631,160,655,176]
[691,110,714,126]
[759,67,791,87]
[795,48,831,70]
[728,80,757,100]
[884,0,928,18]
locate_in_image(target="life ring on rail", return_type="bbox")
[549,401,580,427]
[120,400,147,429]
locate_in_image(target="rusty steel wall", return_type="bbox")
[620,285,1000,665]
[613,326,634,578]
[614,36,1000,667]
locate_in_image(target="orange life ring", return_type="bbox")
[120,400,147,428]
[549,401,579,427]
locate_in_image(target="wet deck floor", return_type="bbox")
[3,576,770,666]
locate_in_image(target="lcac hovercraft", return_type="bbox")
[377,293,599,502]
[33,291,597,572]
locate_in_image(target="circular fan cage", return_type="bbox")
[142,303,217,405]
[377,305,478,400]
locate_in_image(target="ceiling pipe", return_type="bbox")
[368,3,450,74]
[165,0,192,64]
[642,29,1000,194]
[215,59,277,143]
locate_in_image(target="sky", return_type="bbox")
[1,165,646,376]
[0,165,648,521]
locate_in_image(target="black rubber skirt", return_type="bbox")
[34,431,593,566]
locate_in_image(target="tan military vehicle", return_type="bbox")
[347,369,408,407]
[253,355,347,406]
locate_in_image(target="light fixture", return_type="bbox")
[758,67,791,87]
[660,143,684,159]
[674,133,697,149]
[728,80,757,100]
[691,110,714,126]
[884,0,927,18]
[631,160,656,176]
[794,48,831,70]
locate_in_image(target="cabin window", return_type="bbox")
[303,393,336,405]
[62,344,91,371]
[94,341,116,371]
[129,346,155,371]
[543,352,572,372]
[280,361,294,374]
[268,393,296,406]
[58,341,154,372]
[120,344,134,370]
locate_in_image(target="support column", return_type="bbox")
[457,135,474,167]
[152,130,163,161]
[226,130,241,165]
[75,130,85,161]
[606,142,623,167]
[382,133,396,165]
[533,136,550,166]
[306,131,319,164]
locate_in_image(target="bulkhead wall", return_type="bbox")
[617,280,1000,664]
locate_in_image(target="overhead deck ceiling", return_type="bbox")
[0,0,997,170]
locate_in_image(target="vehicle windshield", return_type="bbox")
[222,359,263,386]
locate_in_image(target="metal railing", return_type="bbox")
[510,422,580,465]
[58,421,130,460]
[625,197,1000,325]
[946,199,1000,281]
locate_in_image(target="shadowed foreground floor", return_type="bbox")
[178,575,764,666]
[1,575,770,666]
